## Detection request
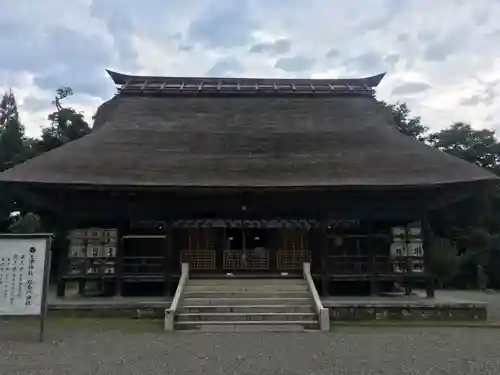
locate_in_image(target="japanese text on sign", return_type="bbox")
[0,238,48,316]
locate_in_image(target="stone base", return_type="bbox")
[49,300,170,319]
[323,295,487,321]
[48,293,488,322]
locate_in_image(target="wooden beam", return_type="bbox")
[121,79,132,91]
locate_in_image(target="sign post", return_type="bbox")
[0,234,53,342]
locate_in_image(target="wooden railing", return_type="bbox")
[180,250,216,270]
[328,256,371,275]
[223,249,269,270]
[328,255,425,275]
[123,256,164,275]
[277,249,312,270]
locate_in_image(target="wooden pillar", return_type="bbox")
[219,225,227,272]
[56,218,71,298]
[115,222,126,297]
[163,221,172,296]
[422,214,435,298]
[367,217,379,296]
[320,220,329,296]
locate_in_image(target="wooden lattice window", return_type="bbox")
[181,249,216,270]
[223,250,269,270]
[277,249,312,270]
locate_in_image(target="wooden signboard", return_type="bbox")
[0,234,52,341]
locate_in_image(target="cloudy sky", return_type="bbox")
[2,0,500,136]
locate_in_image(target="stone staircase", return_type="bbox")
[174,278,319,332]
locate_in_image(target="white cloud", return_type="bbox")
[1,0,500,136]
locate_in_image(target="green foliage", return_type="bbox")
[0,90,25,231]
[39,86,91,153]
[0,86,91,233]
[384,101,429,141]
[0,89,25,171]
[428,122,500,174]
[428,237,459,288]
[384,100,500,289]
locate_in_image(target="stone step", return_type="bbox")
[184,291,310,298]
[179,305,315,314]
[176,312,317,322]
[185,285,309,292]
[188,279,305,286]
[174,320,320,331]
[183,297,312,306]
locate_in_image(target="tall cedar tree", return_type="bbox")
[0,89,24,231]
[0,89,24,171]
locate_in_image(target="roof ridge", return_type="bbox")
[105,70,385,97]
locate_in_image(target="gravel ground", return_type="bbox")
[1,321,500,375]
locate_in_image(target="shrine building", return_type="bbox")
[0,70,497,299]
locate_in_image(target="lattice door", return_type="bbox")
[180,228,216,270]
[277,229,311,270]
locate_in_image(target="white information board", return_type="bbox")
[0,235,50,316]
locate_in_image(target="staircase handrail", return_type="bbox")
[303,262,330,331]
[164,262,189,331]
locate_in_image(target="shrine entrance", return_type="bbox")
[176,220,314,275]
[223,227,271,273]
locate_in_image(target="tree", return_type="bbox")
[0,87,92,233]
[428,122,500,288]
[384,101,429,141]
[0,89,25,171]
[38,87,91,153]
[427,122,500,174]
[0,89,25,231]
[428,237,459,288]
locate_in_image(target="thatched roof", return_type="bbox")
[0,71,496,189]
